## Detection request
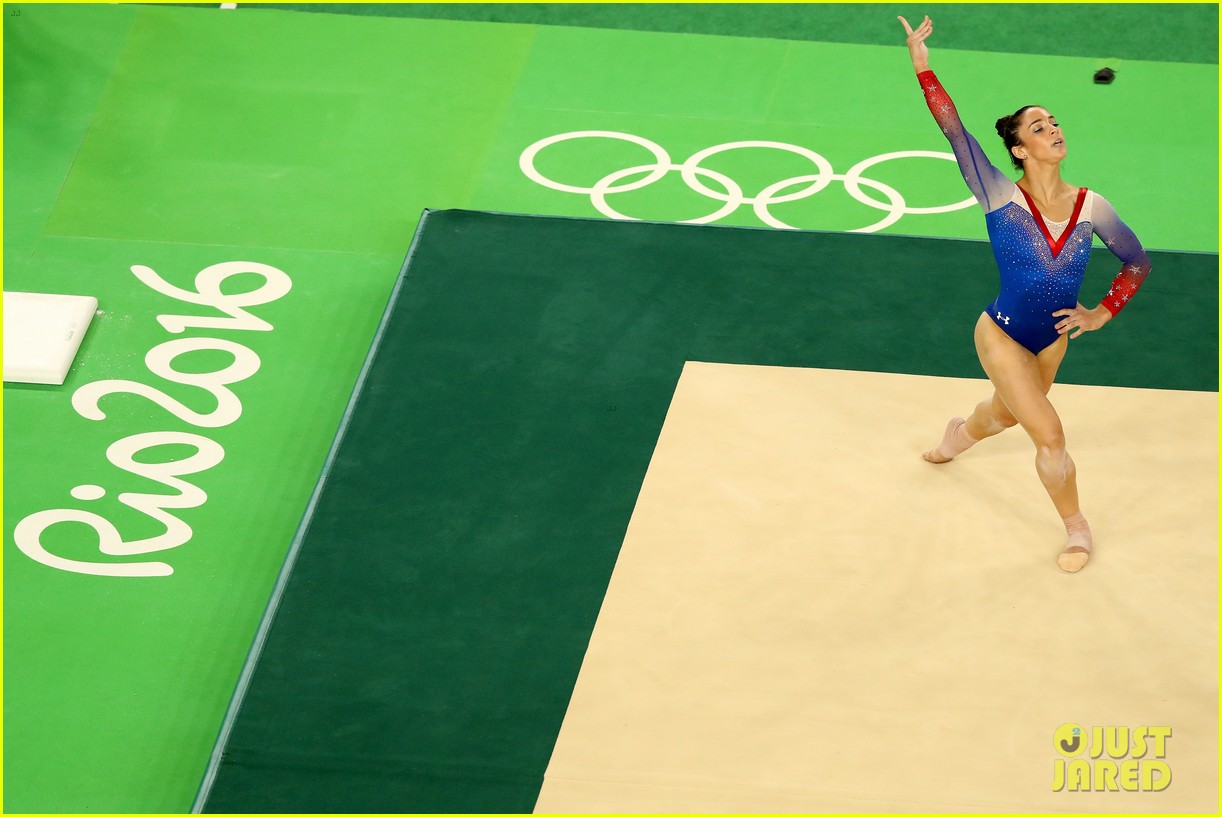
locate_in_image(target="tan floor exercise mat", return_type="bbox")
[536,363,1217,813]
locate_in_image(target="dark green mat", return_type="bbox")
[199,210,1216,813]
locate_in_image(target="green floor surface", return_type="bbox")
[2,234,397,811]
[473,25,1216,248]
[200,209,1217,812]
[4,4,1217,812]
[39,7,1220,253]
[241,3,1221,65]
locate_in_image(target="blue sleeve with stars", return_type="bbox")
[917,70,1015,214]
[1091,194,1151,316]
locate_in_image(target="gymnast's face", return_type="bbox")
[1013,107,1066,166]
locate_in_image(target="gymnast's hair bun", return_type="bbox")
[996,106,1036,171]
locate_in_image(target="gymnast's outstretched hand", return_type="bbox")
[898,14,933,72]
[1053,303,1113,339]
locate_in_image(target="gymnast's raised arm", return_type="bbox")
[899,15,1014,213]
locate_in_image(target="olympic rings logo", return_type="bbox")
[520,131,976,233]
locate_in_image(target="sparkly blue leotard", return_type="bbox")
[984,186,1093,353]
[917,70,1151,355]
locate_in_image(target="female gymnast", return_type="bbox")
[899,15,1151,573]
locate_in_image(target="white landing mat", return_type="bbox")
[535,362,1218,814]
[3,291,99,385]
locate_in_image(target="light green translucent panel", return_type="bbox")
[45,6,535,254]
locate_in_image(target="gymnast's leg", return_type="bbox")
[922,315,1038,464]
[972,314,1091,572]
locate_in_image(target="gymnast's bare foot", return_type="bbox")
[922,417,977,463]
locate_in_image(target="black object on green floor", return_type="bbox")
[198,210,1216,813]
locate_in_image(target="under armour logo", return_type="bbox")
[996,311,1011,325]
